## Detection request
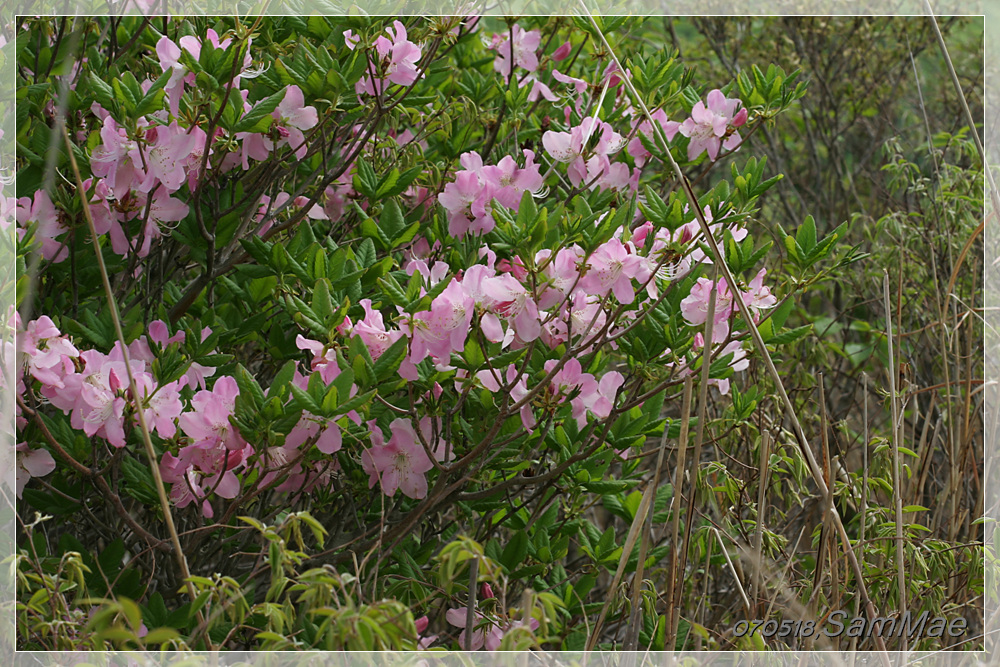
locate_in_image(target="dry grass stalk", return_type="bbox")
[883,270,907,652]
[579,7,891,658]
[59,123,208,644]
[665,376,694,651]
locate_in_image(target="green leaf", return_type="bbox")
[500,531,530,572]
[89,72,115,112]
[638,185,669,225]
[583,479,638,494]
[121,456,159,505]
[312,278,335,322]
[371,336,408,382]
[233,88,286,133]
[795,215,817,254]
[289,381,322,414]
[268,360,298,400]
[379,199,405,240]
[234,364,266,409]
[768,324,813,346]
[356,238,377,268]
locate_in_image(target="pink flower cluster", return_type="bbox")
[21,33,322,263]
[351,21,423,96]
[444,583,540,650]
[438,150,544,238]
[489,25,541,78]
[543,117,635,193]
[673,268,776,394]
[677,89,748,161]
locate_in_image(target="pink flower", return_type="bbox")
[177,376,246,451]
[476,364,534,429]
[534,246,584,310]
[356,21,423,95]
[579,239,644,304]
[91,116,141,194]
[439,171,488,237]
[414,615,437,649]
[463,266,541,345]
[686,326,747,395]
[360,418,434,499]
[401,278,473,372]
[17,190,67,263]
[354,299,404,359]
[19,316,78,388]
[160,451,240,518]
[134,189,189,257]
[739,268,778,320]
[522,75,558,102]
[16,443,56,498]
[678,89,747,161]
[273,85,318,160]
[542,291,607,351]
[155,37,191,119]
[551,68,588,96]
[680,277,735,327]
[438,150,541,239]
[492,25,541,77]
[628,108,681,167]
[542,117,626,188]
[44,349,133,448]
[344,30,360,50]
[148,320,186,348]
[552,41,572,61]
[138,122,200,193]
[445,607,503,651]
[134,375,183,439]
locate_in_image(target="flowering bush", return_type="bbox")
[12,14,875,652]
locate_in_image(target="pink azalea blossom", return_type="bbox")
[17,190,67,263]
[551,68,588,96]
[476,364,534,429]
[534,246,584,310]
[90,116,141,194]
[137,122,201,193]
[414,615,437,649]
[680,277,735,327]
[356,21,423,95]
[445,607,504,651]
[463,265,541,345]
[738,268,778,320]
[400,278,473,374]
[492,25,541,77]
[16,442,56,498]
[678,89,748,161]
[160,451,240,518]
[552,41,572,61]
[273,85,318,160]
[353,299,404,359]
[543,117,627,189]
[579,239,644,304]
[177,376,246,451]
[438,150,541,238]
[134,374,183,439]
[628,108,681,167]
[73,352,129,447]
[19,316,78,388]
[360,418,434,499]
[155,36,192,119]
